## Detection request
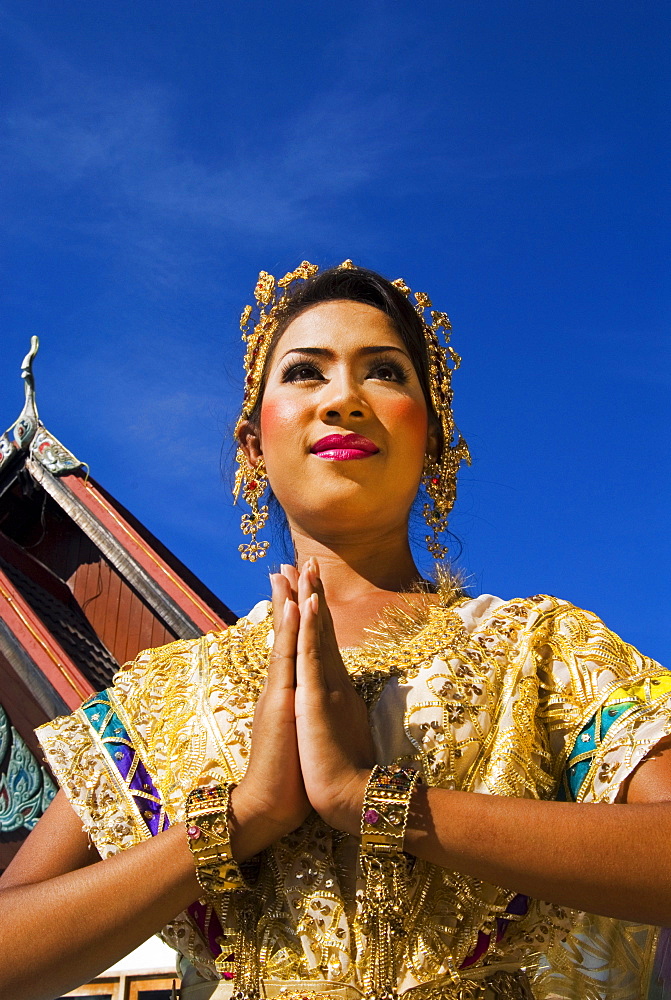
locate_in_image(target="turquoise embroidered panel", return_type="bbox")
[0,702,56,832]
[558,699,636,802]
[558,673,671,802]
[81,690,168,835]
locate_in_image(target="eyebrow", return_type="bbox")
[278,345,409,361]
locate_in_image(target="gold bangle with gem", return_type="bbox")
[185,783,251,895]
[360,764,421,857]
[359,766,421,1000]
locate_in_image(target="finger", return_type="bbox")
[267,590,299,692]
[296,592,324,687]
[271,572,292,630]
[297,560,316,609]
[307,567,351,690]
[280,563,299,602]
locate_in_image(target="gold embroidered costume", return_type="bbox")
[37,591,671,1000]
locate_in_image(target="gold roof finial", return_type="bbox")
[0,337,82,477]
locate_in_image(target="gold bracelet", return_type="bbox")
[359,766,421,1000]
[185,783,251,895]
[360,764,421,857]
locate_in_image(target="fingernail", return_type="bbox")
[310,592,319,613]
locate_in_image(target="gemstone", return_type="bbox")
[581,733,591,742]
[246,481,257,490]
[364,808,380,825]
[187,824,202,840]
[114,751,124,760]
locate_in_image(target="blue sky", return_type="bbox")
[0,1,669,660]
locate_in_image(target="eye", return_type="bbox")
[367,359,410,383]
[280,360,325,383]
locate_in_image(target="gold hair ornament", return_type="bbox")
[393,285,472,558]
[237,456,270,562]
[233,260,470,560]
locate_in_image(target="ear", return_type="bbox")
[236,420,263,466]
[426,418,441,462]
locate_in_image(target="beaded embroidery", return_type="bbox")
[37,593,671,998]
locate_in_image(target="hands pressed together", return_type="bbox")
[232,559,377,851]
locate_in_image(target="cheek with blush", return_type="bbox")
[379,396,430,460]
[258,395,316,492]
[259,397,305,450]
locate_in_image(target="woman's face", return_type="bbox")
[247,299,436,542]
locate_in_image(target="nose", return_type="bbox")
[317,368,368,423]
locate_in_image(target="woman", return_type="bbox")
[1,261,671,1000]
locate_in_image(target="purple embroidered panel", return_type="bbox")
[82,692,169,836]
[650,927,671,999]
[460,894,529,968]
[187,899,227,962]
[82,690,228,962]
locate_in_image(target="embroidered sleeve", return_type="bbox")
[534,602,671,802]
[35,632,243,980]
[35,645,173,859]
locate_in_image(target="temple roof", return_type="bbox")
[0,530,119,692]
[0,340,236,870]
[0,336,82,481]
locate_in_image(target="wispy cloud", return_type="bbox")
[0,10,603,282]
[0,30,411,267]
[434,138,605,182]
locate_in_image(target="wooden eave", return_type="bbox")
[26,460,235,637]
[0,561,94,714]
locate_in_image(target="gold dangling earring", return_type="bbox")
[422,455,449,560]
[237,455,270,562]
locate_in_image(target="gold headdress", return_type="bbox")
[233,260,470,561]
[393,281,472,558]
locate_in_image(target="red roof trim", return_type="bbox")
[0,565,94,709]
[63,473,227,633]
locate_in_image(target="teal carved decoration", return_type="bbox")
[0,703,56,832]
[0,337,81,477]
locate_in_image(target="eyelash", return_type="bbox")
[279,359,411,384]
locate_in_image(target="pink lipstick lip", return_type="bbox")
[311,433,379,455]
[314,448,375,461]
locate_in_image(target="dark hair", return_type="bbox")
[246,264,441,449]
[235,263,465,567]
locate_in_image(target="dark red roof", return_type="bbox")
[0,338,236,868]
